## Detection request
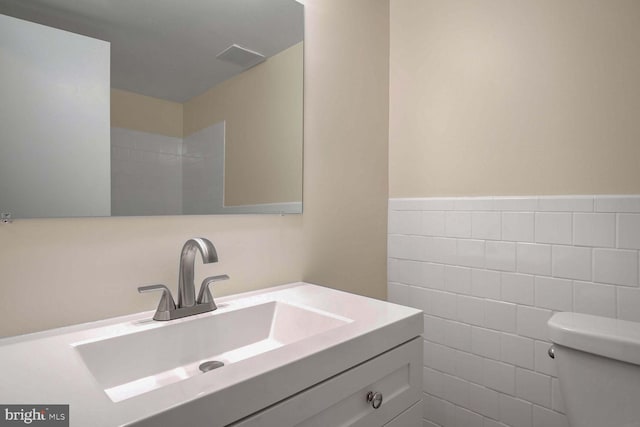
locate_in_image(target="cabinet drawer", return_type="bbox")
[230,337,422,427]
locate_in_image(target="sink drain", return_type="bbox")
[199,360,224,372]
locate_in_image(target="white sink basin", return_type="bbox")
[74,301,351,402]
[0,283,422,427]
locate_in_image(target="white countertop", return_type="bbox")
[0,283,422,427]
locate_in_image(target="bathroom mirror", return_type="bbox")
[0,0,303,218]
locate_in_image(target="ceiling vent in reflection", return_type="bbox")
[216,44,265,69]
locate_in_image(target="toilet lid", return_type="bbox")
[548,312,640,366]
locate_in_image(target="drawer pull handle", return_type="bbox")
[366,391,383,409]
[548,345,555,359]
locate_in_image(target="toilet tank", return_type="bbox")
[548,312,640,427]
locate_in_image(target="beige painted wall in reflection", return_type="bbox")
[112,43,303,207]
[184,43,303,206]
[111,88,183,138]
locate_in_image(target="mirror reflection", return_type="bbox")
[0,0,303,218]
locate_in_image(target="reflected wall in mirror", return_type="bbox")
[0,0,303,218]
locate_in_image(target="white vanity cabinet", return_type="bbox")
[230,337,422,427]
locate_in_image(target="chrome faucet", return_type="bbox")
[178,238,218,307]
[138,238,229,321]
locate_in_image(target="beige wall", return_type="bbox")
[184,43,303,206]
[300,0,389,299]
[0,216,303,336]
[111,88,183,138]
[390,0,640,197]
[0,0,389,337]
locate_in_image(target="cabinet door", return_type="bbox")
[230,337,422,427]
[383,401,421,427]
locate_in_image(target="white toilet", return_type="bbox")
[548,312,640,427]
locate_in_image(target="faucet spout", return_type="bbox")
[177,238,218,307]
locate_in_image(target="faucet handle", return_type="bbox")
[197,274,230,307]
[138,284,177,315]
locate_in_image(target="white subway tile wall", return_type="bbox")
[388,195,640,427]
[110,122,226,216]
[111,127,183,216]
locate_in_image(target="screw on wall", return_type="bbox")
[1,213,12,224]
